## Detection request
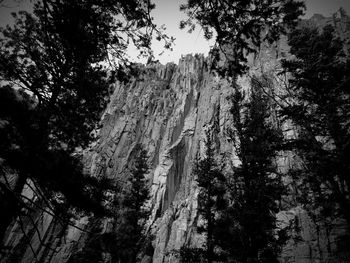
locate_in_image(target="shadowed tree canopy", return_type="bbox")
[281,24,350,224]
[0,0,172,249]
[220,80,286,263]
[180,0,305,75]
[116,145,150,263]
[193,132,226,263]
[0,0,172,152]
[95,145,151,263]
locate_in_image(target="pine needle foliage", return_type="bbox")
[221,81,285,263]
[193,132,226,263]
[281,23,350,224]
[180,0,305,75]
[0,0,170,252]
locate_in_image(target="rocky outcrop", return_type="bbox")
[2,11,350,263]
[84,54,236,262]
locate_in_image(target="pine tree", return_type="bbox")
[124,145,150,263]
[281,23,350,224]
[193,131,226,263]
[221,80,285,262]
[0,0,171,253]
[106,145,150,263]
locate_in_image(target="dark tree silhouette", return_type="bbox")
[180,0,305,75]
[179,2,306,261]
[281,24,350,224]
[0,0,171,253]
[193,131,226,263]
[179,246,206,263]
[102,145,150,263]
[220,80,285,263]
[122,145,150,263]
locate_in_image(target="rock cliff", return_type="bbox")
[85,54,234,262]
[2,11,350,263]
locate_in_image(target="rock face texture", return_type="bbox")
[2,12,350,263]
[86,54,234,262]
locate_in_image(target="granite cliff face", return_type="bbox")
[2,12,350,263]
[86,54,234,262]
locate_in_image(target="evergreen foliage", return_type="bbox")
[281,24,350,223]
[179,2,307,260]
[193,132,226,263]
[1,0,349,261]
[179,246,206,263]
[104,145,150,263]
[0,0,170,252]
[221,80,286,262]
[180,0,305,75]
[67,145,150,263]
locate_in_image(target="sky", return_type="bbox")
[130,0,350,64]
[1,0,350,65]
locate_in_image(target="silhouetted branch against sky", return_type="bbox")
[0,0,349,64]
